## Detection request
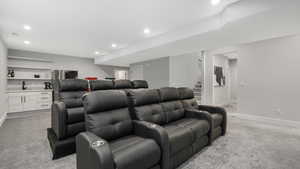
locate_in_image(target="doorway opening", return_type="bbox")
[212,51,238,112]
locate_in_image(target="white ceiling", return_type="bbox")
[96,0,300,66]
[0,0,239,58]
[1,0,300,66]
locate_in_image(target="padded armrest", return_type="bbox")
[133,120,170,169]
[198,105,226,116]
[76,132,114,169]
[51,101,67,139]
[184,109,213,144]
[198,105,227,135]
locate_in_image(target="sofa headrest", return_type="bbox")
[132,80,148,89]
[114,80,133,89]
[90,80,114,91]
[82,90,128,114]
[159,87,180,102]
[128,89,160,106]
[177,87,194,99]
[59,79,88,92]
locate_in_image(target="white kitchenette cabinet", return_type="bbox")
[7,93,23,113]
[8,91,52,113]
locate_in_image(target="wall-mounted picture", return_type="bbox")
[214,66,226,87]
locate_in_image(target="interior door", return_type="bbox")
[8,93,23,113]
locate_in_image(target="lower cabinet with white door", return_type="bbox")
[8,91,52,113]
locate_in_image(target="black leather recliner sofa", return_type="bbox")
[89,79,149,90]
[77,90,169,169]
[48,79,149,159]
[127,88,212,169]
[47,79,88,159]
[177,87,227,141]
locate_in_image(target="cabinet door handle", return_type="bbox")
[24,96,26,103]
[21,96,23,103]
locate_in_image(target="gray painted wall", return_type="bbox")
[8,49,128,79]
[129,57,169,88]
[169,53,201,88]
[238,35,300,122]
[0,38,7,125]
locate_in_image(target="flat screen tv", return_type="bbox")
[65,71,78,79]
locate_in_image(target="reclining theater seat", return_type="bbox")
[89,79,114,91]
[47,79,88,159]
[77,90,169,169]
[114,79,133,89]
[132,80,149,89]
[177,87,227,141]
[128,88,212,169]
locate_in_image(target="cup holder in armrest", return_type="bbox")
[91,140,105,148]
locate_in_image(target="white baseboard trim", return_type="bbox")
[0,112,7,127]
[229,113,300,128]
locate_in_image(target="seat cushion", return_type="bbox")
[110,135,161,169]
[211,113,223,128]
[66,107,84,124]
[171,118,210,139]
[164,123,194,155]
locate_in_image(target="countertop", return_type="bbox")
[7,89,53,93]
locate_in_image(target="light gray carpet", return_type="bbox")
[0,111,300,169]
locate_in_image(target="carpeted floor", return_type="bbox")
[0,111,300,169]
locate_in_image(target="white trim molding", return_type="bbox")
[229,113,300,129]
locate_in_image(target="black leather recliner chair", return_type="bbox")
[47,79,88,159]
[77,90,169,169]
[89,79,114,91]
[132,80,149,89]
[128,88,212,169]
[114,80,133,89]
[178,87,227,141]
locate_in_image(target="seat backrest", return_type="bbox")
[177,87,198,109]
[128,89,166,125]
[90,80,114,91]
[158,87,185,123]
[114,80,133,89]
[59,79,88,109]
[132,80,149,89]
[58,79,88,137]
[82,90,133,141]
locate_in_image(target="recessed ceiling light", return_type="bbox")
[94,51,100,55]
[111,43,117,48]
[23,25,31,30]
[211,0,221,6]
[144,28,151,34]
[24,41,31,45]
